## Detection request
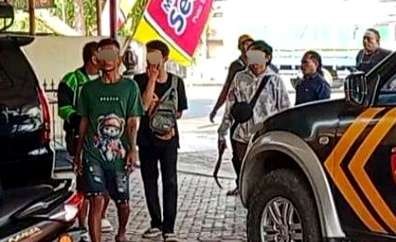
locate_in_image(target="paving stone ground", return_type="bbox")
[55,148,247,242]
[100,150,247,242]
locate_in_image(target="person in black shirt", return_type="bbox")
[134,40,187,242]
[356,28,391,73]
[295,50,330,105]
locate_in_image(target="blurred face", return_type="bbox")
[301,54,318,76]
[363,31,379,53]
[241,39,254,54]
[97,44,121,72]
[146,49,167,70]
[247,49,268,76]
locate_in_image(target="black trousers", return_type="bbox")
[230,123,239,187]
[230,124,248,187]
[139,142,178,233]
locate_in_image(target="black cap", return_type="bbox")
[250,40,273,55]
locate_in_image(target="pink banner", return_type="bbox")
[145,0,213,56]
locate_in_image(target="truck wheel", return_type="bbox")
[247,169,322,242]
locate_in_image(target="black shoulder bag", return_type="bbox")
[230,75,270,124]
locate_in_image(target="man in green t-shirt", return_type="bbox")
[58,41,114,233]
[75,38,144,242]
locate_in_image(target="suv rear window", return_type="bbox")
[0,43,38,109]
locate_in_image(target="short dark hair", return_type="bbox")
[303,50,323,76]
[366,28,381,41]
[82,41,98,64]
[98,38,120,50]
[146,40,170,57]
[249,40,273,55]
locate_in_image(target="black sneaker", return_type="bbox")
[226,188,239,196]
[142,227,162,238]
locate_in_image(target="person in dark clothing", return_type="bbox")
[356,28,391,73]
[295,50,331,105]
[57,41,114,233]
[134,40,188,242]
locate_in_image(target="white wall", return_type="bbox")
[22,36,103,84]
[22,36,184,85]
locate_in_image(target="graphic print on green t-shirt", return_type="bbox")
[94,113,126,162]
[78,78,144,165]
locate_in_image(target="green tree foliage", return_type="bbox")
[8,0,102,35]
[51,0,75,28]
[51,0,99,35]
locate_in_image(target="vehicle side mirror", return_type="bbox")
[0,2,14,32]
[345,72,367,104]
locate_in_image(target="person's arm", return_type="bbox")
[125,81,145,172]
[275,76,291,111]
[58,76,81,128]
[126,117,140,150]
[125,117,140,172]
[141,65,159,111]
[355,50,363,68]
[73,117,88,175]
[317,81,331,100]
[74,118,88,159]
[217,77,237,141]
[73,85,90,174]
[210,62,240,121]
[176,77,188,119]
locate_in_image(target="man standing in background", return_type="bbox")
[356,28,391,73]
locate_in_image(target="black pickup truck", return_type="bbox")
[0,3,84,241]
[240,51,396,241]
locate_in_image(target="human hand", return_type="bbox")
[209,109,217,123]
[147,64,160,83]
[73,156,83,176]
[125,150,139,174]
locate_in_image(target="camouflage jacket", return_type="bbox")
[218,68,291,143]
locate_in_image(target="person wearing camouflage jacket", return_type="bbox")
[217,40,290,193]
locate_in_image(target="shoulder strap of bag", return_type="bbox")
[158,74,178,106]
[249,75,271,107]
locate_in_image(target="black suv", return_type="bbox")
[0,34,54,188]
[240,51,396,241]
[0,3,84,241]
